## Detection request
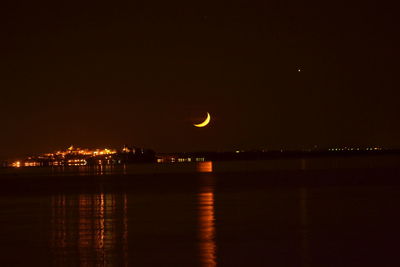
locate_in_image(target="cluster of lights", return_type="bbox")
[11,145,123,168]
[49,146,117,158]
[11,161,21,168]
[24,162,41,167]
[67,159,87,166]
[328,147,382,151]
[157,157,205,163]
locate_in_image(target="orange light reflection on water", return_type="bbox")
[51,193,128,266]
[197,161,213,173]
[198,186,217,266]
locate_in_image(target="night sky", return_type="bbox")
[0,0,399,159]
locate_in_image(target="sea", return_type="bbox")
[1,155,400,266]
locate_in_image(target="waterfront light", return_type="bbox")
[12,161,21,168]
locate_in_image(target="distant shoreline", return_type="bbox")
[156,149,399,162]
[2,149,400,169]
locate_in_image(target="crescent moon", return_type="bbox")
[193,112,211,127]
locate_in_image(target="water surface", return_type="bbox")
[1,158,400,266]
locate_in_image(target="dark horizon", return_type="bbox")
[0,143,392,163]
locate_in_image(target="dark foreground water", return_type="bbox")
[1,158,400,266]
